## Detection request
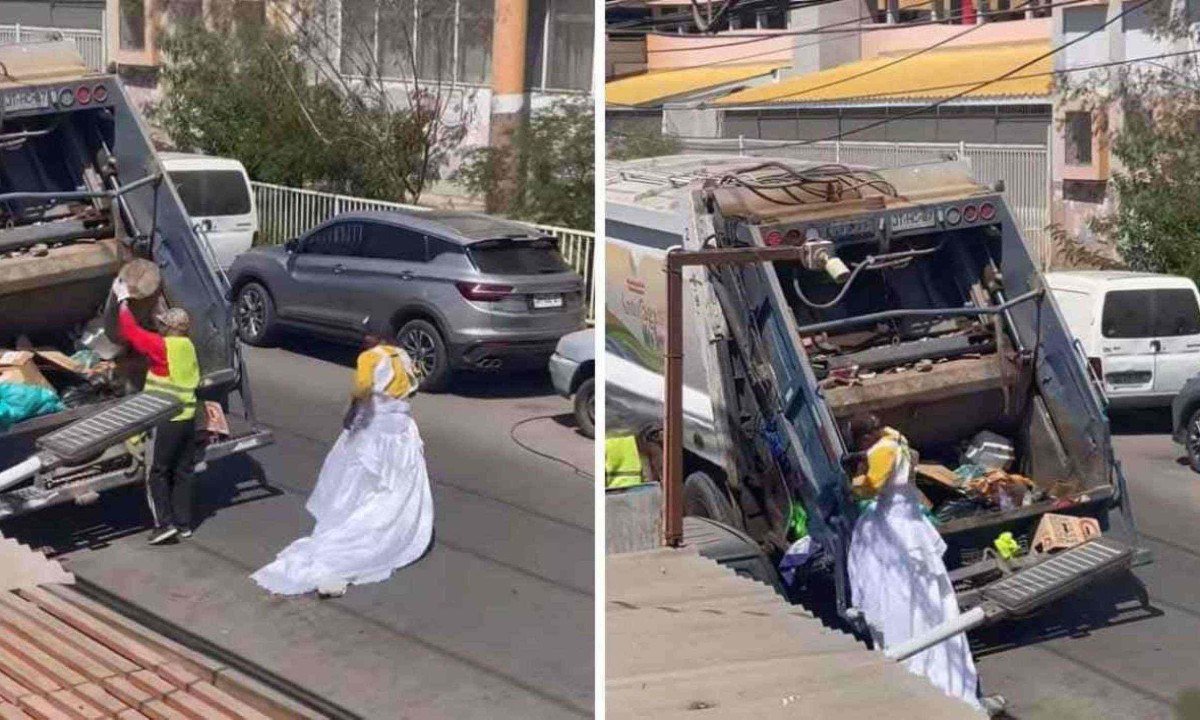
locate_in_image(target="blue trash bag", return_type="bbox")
[0,383,66,431]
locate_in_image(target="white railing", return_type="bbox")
[0,24,107,71]
[251,181,596,321]
[677,137,1051,266]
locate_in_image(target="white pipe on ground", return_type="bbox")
[0,456,43,493]
[884,605,989,662]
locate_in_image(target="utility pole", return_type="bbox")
[487,0,530,212]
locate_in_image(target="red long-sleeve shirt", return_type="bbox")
[117,304,169,377]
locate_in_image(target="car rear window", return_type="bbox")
[1102,288,1200,338]
[468,238,571,275]
[171,169,252,217]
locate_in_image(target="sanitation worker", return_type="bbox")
[846,413,984,712]
[251,326,434,598]
[112,277,200,546]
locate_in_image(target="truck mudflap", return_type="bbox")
[885,537,1134,661]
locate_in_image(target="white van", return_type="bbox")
[1045,271,1200,408]
[160,153,258,268]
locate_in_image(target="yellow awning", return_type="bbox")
[716,41,1051,106]
[606,63,788,107]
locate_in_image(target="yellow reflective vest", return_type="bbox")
[605,435,644,489]
[144,336,200,421]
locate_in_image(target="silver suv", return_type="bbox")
[228,210,586,390]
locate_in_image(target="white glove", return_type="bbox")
[111,277,131,303]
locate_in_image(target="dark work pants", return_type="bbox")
[148,418,199,530]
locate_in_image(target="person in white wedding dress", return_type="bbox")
[251,331,434,598]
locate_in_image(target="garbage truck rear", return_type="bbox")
[0,41,272,519]
[605,155,1144,629]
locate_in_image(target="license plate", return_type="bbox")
[532,294,564,309]
[1,88,51,114]
[889,208,937,233]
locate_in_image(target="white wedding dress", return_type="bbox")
[252,352,434,595]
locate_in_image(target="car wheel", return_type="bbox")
[684,470,740,529]
[1186,408,1200,473]
[399,319,450,392]
[234,282,278,346]
[573,377,595,439]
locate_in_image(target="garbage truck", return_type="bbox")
[606,154,1145,635]
[0,41,272,519]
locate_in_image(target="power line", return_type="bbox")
[742,0,1154,147]
[608,0,852,31]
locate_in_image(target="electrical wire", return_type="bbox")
[608,0,847,31]
[509,414,595,480]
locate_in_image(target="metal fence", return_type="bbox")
[676,137,1051,266]
[0,24,107,71]
[252,182,597,321]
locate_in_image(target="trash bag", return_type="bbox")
[0,383,65,431]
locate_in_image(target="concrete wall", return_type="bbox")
[645,32,794,71]
[789,0,865,73]
[862,16,1051,58]
[722,106,1051,144]
[0,0,104,29]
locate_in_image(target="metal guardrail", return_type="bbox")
[251,181,596,321]
[0,23,107,71]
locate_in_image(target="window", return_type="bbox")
[120,0,146,50]
[171,170,252,217]
[360,223,427,262]
[341,0,493,84]
[1102,289,1200,338]
[1065,112,1093,165]
[546,0,593,91]
[427,237,462,261]
[304,223,364,257]
[468,238,570,274]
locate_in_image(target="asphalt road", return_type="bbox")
[972,409,1200,720]
[0,341,595,719]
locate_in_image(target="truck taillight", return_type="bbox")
[962,205,979,223]
[1089,356,1103,379]
[456,282,513,301]
[764,231,784,247]
[57,88,75,107]
[92,84,108,103]
[979,202,996,221]
[945,207,962,225]
[75,85,91,105]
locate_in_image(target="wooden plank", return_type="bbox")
[0,631,88,689]
[0,647,60,695]
[45,690,104,720]
[0,702,34,720]
[0,671,32,704]
[186,682,271,720]
[0,596,137,675]
[161,691,235,720]
[99,677,152,709]
[0,605,118,683]
[153,666,198,693]
[70,685,125,716]
[137,702,188,720]
[126,673,172,702]
[14,590,164,670]
[13,696,70,720]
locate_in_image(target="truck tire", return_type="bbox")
[234,282,278,346]
[1187,407,1200,473]
[398,319,451,392]
[684,470,740,529]
[573,377,595,439]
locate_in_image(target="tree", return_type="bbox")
[456,100,595,229]
[155,0,470,204]
[1061,4,1200,280]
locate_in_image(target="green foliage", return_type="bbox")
[606,129,682,161]
[456,100,594,229]
[155,19,464,203]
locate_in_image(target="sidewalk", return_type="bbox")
[607,548,979,719]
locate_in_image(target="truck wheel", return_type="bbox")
[234,282,278,346]
[399,319,450,392]
[573,378,595,439]
[1187,408,1200,473]
[684,470,740,529]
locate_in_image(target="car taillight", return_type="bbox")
[75,85,91,105]
[456,282,513,301]
[1089,356,1103,379]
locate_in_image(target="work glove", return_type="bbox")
[111,277,131,303]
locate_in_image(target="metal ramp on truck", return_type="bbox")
[0,392,273,520]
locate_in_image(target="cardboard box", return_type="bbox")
[0,350,53,389]
[1032,513,1101,554]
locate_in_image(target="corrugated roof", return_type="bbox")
[606,63,788,107]
[717,41,1052,106]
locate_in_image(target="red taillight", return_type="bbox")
[75,85,91,104]
[456,282,513,301]
[764,231,784,247]
[785,229,802,244]
[962,204,979,223]
[92,84,108,103]
[1089,356,1103,379]
[979,202,996,221]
